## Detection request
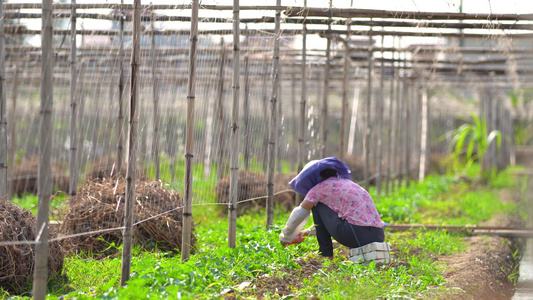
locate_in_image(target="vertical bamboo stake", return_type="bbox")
[319,1,332,158]
[181,0,199,262]
[296,9,307,205]
[413,85,421,179]
[418,87,428,182]
[0,0,6,200]
[75,62,86,177]
[375,34,385,195]
[266,0,281,229]
[215,38,226,181]
[347,87,360,155]
[203,63,217,178]
[228,0,240,248]
[120,0,140,286]
[403,81,411,187]
[364,28,373,190]
[8,66,18,200]
[385,38,395,194]
[68,0,78,206]
[117,0,125,174]
[33,0,53,298]
[276,70,282,173]
[340,19,351,162]
[290,65,296,171]
[261,56,269,172]
[393,48,403,190]
[151,5,160,180]
[243,28,250,171]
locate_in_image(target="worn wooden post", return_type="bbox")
[151,5,160,180]
[319,1,332,158]
[340,19,351,162]
[7,65,17,200]
[215,38,226,181]
[364,29,373,190]
[0,0,6,200]
[68,0,78,206]
[266,0,281,229]
[181,0,199,262]
[228,0,240,248]
[33,0,53,298]
[120,0,140,285]
[418,87,429,182]
[117,0,125,174]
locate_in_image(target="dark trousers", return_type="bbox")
[312,203,385,257]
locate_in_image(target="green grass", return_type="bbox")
[4,163,520,299]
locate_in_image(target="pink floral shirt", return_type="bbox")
[303,177,384,228]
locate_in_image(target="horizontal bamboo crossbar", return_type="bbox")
[5,12,533,31]
[386,224,533,238]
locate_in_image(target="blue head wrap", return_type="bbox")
[289,157,351,195]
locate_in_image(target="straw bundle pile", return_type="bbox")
[60,178,195,257]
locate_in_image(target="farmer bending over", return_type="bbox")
[279,157,385,258]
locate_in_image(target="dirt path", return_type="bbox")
[435,148,532,300]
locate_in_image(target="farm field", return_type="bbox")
[2,1,533,299]
[2,163,528,300]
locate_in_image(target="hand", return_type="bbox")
[291,230,309,244]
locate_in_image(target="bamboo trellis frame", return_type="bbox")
[1,3,527,298]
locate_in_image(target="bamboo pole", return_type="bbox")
[0,0,6,201]
[319,1,332,158]
[151,5,160,180]
[203,62,216,178]
[290,64,296,171]
[393,49,403,190]
[339,19,351,162]
[68,0,78,205]
[266,0,281,229]
[418,87,428,182]
[32,0,53,298]
[347,87,359,155]
[363,28,373,190]
[261,56,269,173]
[7,66,17,200]
[75,62,86,179]
[228,0,240,249]
[375,33,385,195]
[243,27,250,171]
[215,38,226,181]
[276,70,282,173]
[117,0,125,174]
[385,38,395,194]
[296,7,307,205]
[404,81,412,187]
[120,0,140,286]
[181,0,199,262]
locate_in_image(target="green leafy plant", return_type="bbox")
[449,113,501,179]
